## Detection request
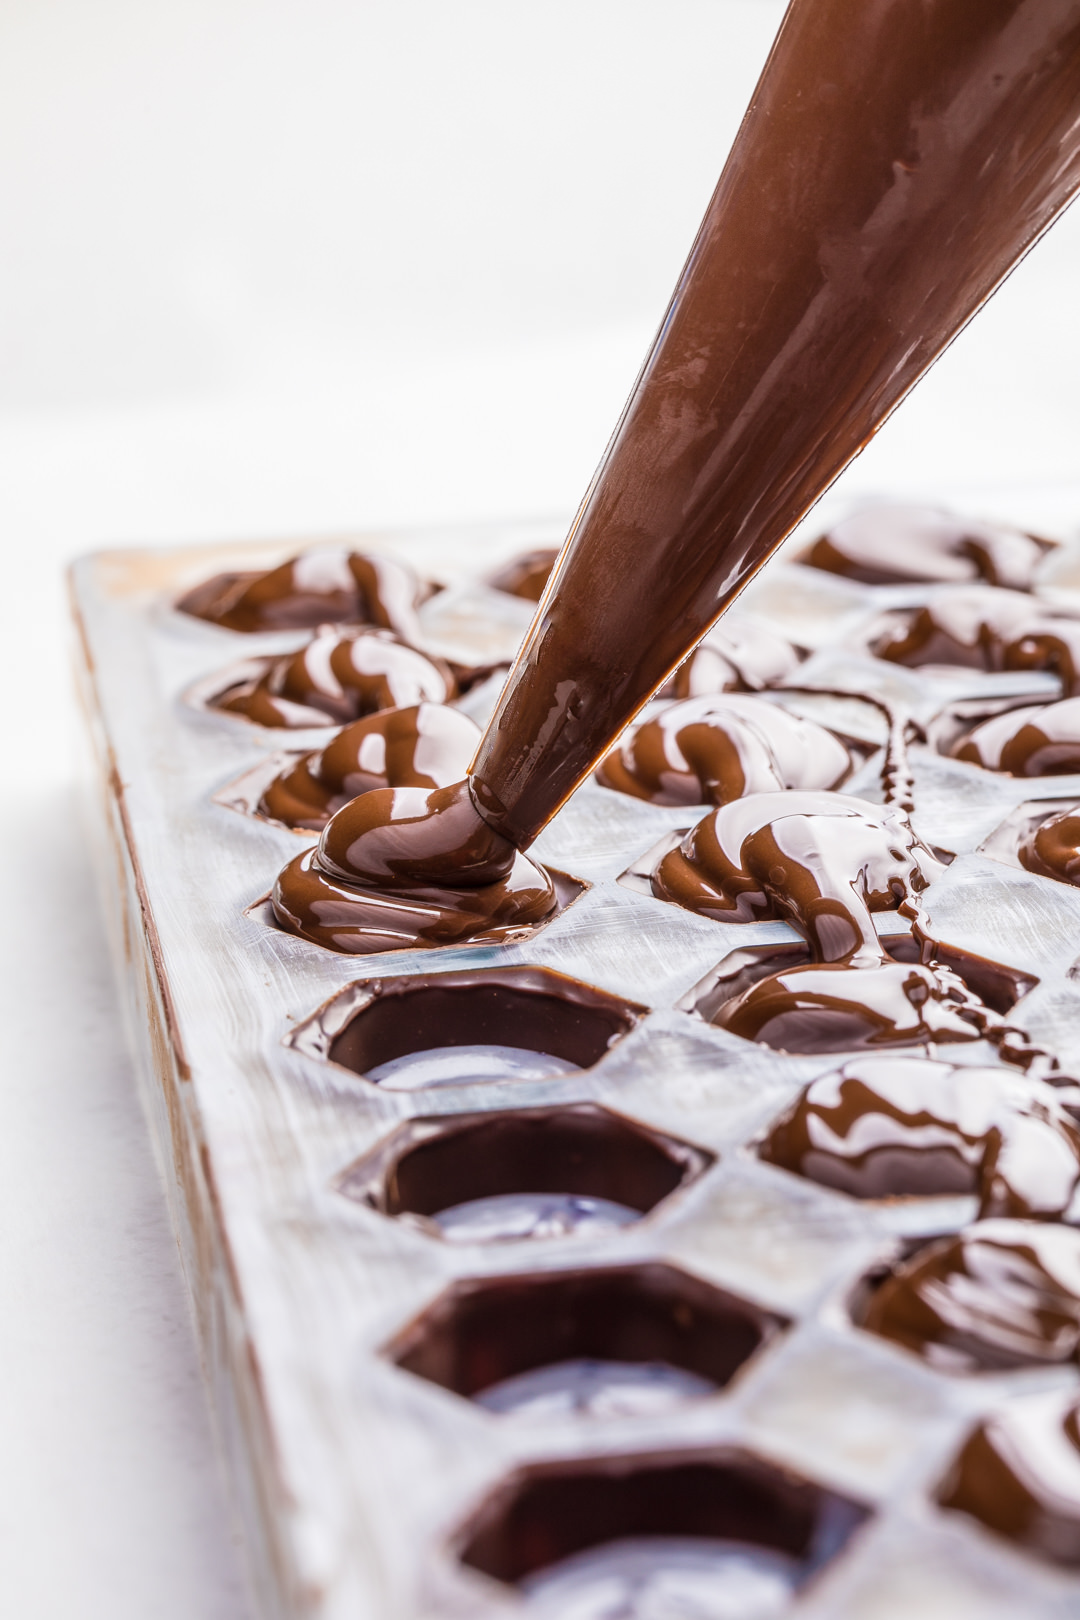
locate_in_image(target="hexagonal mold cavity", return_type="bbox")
[385,1262,785,1417]
[978,795,1080,886]
[286,966,647,1090]
[679,935,1036,1052]
[337,1102,714,1243]
[454,1447,868,1604]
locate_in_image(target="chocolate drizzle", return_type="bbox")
[259,703,481,831]
[212,626,455,728]
[805,504,1050,590]
[596,696,850,807]
[177,547,425,640]
[861,1219,1080,1371]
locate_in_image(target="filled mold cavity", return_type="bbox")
[454,1448,868,1612]
[337,1103,713,1243]
[386,1263,784,1418]
[287,966,646,1090]
[978,796,1080,890]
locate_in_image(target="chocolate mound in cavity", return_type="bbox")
[805,504,1049,589]
[596,696,850,807]
[270,0,1080,955]
[259,703,481,832]
[213,626,455,728]
[861,1220,1080,1372]
[952,697,1080,775]
[670,621,802,698]
[177,547,424,640]
[1020,809,1080,887]
[873,585,1080,694]
[486,549,559,603]
[939,1392,1080,1565]
[272,780,556,954]
[760,1056,1080,1218]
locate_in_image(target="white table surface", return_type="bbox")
[2,3,1080,1616]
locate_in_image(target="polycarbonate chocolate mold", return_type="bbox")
[336,1102,714,1242]
[69,498,1080,1620]
[384,1262,785,1415]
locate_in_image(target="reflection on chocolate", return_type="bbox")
[939,1391,1080,1566]
[596,696,848,807]
[805,504,1048,590]
[177,547,424,639]
[874,586,1080,695]
[213,626,455,728]
[487,549,560,603]
[861,1220,1080,1372]
[671,621,801,698]
[1020,809,1080,887]
[272,1,1080,954]
[272,781,554,954]
[952,697,1080,776]
[258,703,481,831]
[761,1057,1080,1219]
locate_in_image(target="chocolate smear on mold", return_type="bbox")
[272,0,1080,955]
[1019,808,1080,887]
[874,585,1080,695]
[952,696,1080,777]
[178,546,425,640]
[805,503,1051,590]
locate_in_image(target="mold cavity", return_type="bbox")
[295,966,646,1089]
[386,1262,783,1418]
[339,1103,713,1243]
[455,1448,868,1612]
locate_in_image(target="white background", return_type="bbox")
[1,3,1079,1616]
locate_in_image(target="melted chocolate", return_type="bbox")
[805,504,1049,589]
[271,0,1080,953]
[213,626,455,728]
[939,1394,1080,1565]
[1020,809,1080,886]
[874,586,1080,694]
[259,703,480,831]
[487,549,560,603]
[177,547,424,639]
[761,1057,1080,1217]
[861,1219,1080,1371]
[670,621,802,698]
[271,780,555,953]
[596,696,850,807]
[952,696,1080,775]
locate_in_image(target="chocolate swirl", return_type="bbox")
[596,696,850,807]
[862,1219,1080,1372]
[874,585,1080,694]
[213,626,455,728]
[669,622,802,699]
[952,697,1080,775]
[259,703,481,832]
[939,1392,1080,1566]
[177,547,425,640]
[761,1057,1080,1218]
[1020,810,1080,887]
[806,504,1049,589]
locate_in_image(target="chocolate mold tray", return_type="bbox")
[71,510,1080,1620]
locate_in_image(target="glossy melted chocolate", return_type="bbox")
[874,586,1080,694]
[178,547,424,640]
[761,1056,1080,1217]
[953,697,1080,775]
[259,703,481,831]
[272,0,1080,953]
[1020,809,1080,887]
[487,549,560,603]
[805,504,1049,589]
[670,621,802,698]
[862,1219,1080,1371]
[214,626,455,728]
[939,1392,1080,1565]
[596,696,850,807]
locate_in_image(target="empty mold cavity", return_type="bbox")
[288,966,647,1090]
[681,936,1036,1032]
[386,1262,784,1419]
[337,1103,714,1243]
[455,1448,868,1612]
